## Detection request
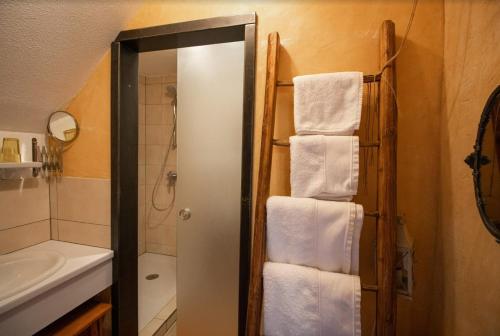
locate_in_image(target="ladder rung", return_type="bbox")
[364,211,379,218]
[273,139,290,147]
[273,139,380,148]
[362,284,379,292]
[277,74,380,87]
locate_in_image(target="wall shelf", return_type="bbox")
[0,162,42,169]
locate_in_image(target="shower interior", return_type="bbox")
[138,48,178,335]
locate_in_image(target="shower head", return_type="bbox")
[166,84,177,150]
[165,85,177,105]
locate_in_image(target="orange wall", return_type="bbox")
[64,53,111,178]
[431,1,500,335]
[64,1,444,334]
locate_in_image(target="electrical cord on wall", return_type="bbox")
[376,0,419,77]
[373,0,418,151]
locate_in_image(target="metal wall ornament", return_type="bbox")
[465,85,500,243]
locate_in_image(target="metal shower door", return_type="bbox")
[176,41,245,335]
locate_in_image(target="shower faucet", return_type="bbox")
[167,170,177,192]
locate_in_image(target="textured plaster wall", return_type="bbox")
[0,1,141,133]
[431,1,500,335]
[64,1,444,334]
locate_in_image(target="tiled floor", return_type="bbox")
[138,253,176,335]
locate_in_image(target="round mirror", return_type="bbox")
[465,86,500,242]
[47,111,79,143]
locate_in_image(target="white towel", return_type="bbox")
[293,72,363,135]
[290,135,359,200]
[263,262,361,336]
[267,196,364,274]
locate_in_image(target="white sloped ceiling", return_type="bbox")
[0,0,142,132]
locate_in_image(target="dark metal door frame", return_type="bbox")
[111,14,256,335]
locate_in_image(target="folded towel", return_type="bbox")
[290,135,359,201]
[267,196,364,274]
[293,72,363,135]
[263,262,361,336]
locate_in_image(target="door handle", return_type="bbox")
[179,208,191,220]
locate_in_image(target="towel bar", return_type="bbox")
[276,74,380,87]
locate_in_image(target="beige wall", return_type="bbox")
[50,177,111,249]
[0,178,50,254]
[431,1,500,335]
[63,1,445,334]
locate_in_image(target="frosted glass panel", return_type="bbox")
[176,41,245,335]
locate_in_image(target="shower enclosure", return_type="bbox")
[176,41,245,335]
[111,14,255,336]
[137,49,178,334]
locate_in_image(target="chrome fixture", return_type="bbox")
[145,274,159,280]
[165,85,177,150]
[167,170,177,192]
[179,208,191,220]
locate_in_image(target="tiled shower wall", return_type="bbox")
[139,75,146,255]
[139,74,177,257]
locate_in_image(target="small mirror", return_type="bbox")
[465,86,500,242]
[47,111,79,143]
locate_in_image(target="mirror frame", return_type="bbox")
[46,110,80,143]
[465,85,500,243]
[111,14,256,335]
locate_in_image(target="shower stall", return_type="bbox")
[137,48,178,334]
[135,41,245,335]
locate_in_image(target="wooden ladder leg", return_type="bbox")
[246,31,280,336]
[377,20,398,336]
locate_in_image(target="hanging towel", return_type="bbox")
[293,72,363,135]
[267,196,364,275]
[290,135,359,201]
[263,262,361,336]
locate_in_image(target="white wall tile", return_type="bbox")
[146,76,163,84]
[56,177,110,226]
[139,104,146,125]
[0,219,50,254]
[146,83,162,104]
[146,104,168,125]
[145,125,169,145]
[0,178,50,231]
[57,219,110,249]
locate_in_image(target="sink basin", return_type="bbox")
[0,251,65,301]
[0,241,113,335]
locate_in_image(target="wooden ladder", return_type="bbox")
[246,20,397,336]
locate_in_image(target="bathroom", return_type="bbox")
[0,1,499,336]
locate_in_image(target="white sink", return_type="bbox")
[0,250,65,301]
[0,241,113,335]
